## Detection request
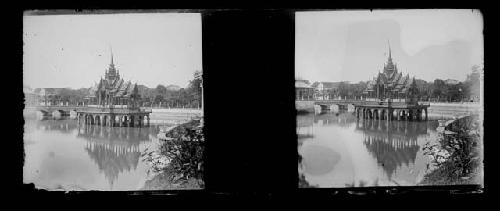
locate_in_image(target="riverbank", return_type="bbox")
[426,102,481,120]
[142,119,204,190]
[418,163,482,186]
[418,115,483,186]
[142,167,204,190]
[148,108,202,125]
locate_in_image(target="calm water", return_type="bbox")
[298,111,443,187]
[23,117,162,191]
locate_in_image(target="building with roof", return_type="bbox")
[312,82,337,100]
[355,42,429,121]
[24,88,66,106]
[77,51,151,127]
[24,86,39,106]
[84,51,140,108]
[296,79,314,100]
[362,45,419,103]
[296,79,315,113]
[311,81,347,100]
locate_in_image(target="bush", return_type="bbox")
[422,115,481,185]
[159,124,204,181]
[142,120,204,188]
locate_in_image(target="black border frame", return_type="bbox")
[11,8,491,201]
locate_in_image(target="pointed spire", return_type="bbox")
[387,39,392,61]
[110,46,114,65]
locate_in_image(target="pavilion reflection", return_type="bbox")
[356,119,428,179]
[77,124,159,188]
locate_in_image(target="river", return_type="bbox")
[23,117,163,191]
[298,111,447,187]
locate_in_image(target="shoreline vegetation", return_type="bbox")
[419,115,482,186]
[141,119,204,190]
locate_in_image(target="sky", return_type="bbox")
[23,12,202,89]
[295,9,484,83]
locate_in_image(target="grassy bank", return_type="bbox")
[141,119,204,190]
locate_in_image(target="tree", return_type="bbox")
[338,82,349,99]
[463,65,481,102]
[154,94,164,105]
[188,71,202,92]
[446,83,462,102]
[408,80,419,100]
[149,85,167,107]
[351,82,367,99]
[414,79,430,101]
[187,71,202,108]
[155,84,167,97]
[432,79,446,101]
[178,88,188,107]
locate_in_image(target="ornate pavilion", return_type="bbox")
[84,52,140,107]
[362,45,418,102]
[355,43,429,121]
[77,51,151,127]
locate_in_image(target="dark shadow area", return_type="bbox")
[203,10,296,193]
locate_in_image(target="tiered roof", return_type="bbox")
[363,43,415,95]
[87,52,138,99]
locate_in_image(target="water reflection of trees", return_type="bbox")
[356,119,429,179]
[77,124,159,188]
[314,112,356,127]
[297,114,314,143]
[30,119,78,133]
[297,112,357,145]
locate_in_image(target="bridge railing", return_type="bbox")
[356,100,422,107]
[418,102,431,106]
[140,108,152,113]
[28,105,85,108]
[314,99,363,103]
[77,107,150,114]
[313,99,433,108]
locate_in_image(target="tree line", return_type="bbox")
[138,71,202,108]
[27,71,203,108]
[323,65,481,102]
